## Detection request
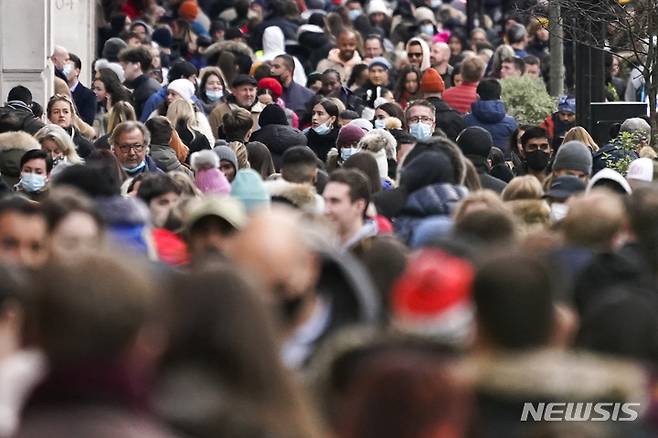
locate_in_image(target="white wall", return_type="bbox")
[52,0,96,87]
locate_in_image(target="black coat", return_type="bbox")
[306,126,340,163]
[71,83,97,126]
[427,97,466,141]
[0,102,45,135]
[67,127,94,158]
[250,124,307,171]
[126,74,160,120]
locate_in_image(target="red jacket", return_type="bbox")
[442,82,479,115]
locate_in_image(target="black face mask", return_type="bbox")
[525,150,550,171]
[277,295,306,325]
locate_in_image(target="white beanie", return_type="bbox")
[368,0,390,16]
[167,78,195,102]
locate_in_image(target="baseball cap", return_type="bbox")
[184,196,247,232]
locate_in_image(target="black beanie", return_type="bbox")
[259,104,288,127]
[7,86,32,104]
[401,151,455,193]
[457,126,493,158]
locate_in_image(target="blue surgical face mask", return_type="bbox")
[122,160,146,175]
[62,63,74,78]
[206,89,223,102]
[374,119,386,129]
[409,122,433,140]
[348,9,363,21]
[431,0,442,8]
[20,172,46,192]
[313,122,332,135]
[341,147,358,161]
[421,24,435,36]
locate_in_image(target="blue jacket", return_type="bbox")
[464,100,518,157]
[394,183,468,244]
[140,86,202,122]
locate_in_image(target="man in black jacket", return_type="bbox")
[457,126,507,193]
[118,47,160,118]
[0,86,45,135]
[67,53,97,126]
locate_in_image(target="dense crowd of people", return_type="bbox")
[0,0,658,436]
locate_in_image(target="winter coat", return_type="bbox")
[265,178,324,215]
[306,126,340,162]
[260,26,307,86]
[0,131,40,187]
[317,49,363,86]
[464,100,518,157]
[67,127,95,159]
[427,97,466,141]
[249,124,308,171]
[592,142,639,175]
[442,82,478,115]
[149,143,193,177]
[298,25,332,71]
[0,101,45,135]
[394,183,468,244]
[281,81,315,116]
[95,196,157,258]
[177,127,211,164]
[125,74,161,119]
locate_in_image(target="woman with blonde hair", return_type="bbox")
[167,99,211,162]
[562,126,599,152]
[501,175,550,234]
[47,94,95,158]
[94,101,137,149]
[34,124,83,170]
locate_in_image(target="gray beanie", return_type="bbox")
[102,37,128,62]
[553,141,593,175]
[213,146,238,173]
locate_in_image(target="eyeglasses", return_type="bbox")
[408,52,423,58]
[408,116,434,124]
[117,143,146,153]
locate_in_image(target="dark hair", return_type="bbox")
[509,124,533,157]
[454,208,517,247]
[96,68,132,105]
[523,55,540,66]
[377,102,406,128]
[198,68,226,103]
[322,69,342,83]
[0,195,42,219]
[69,53,82,71]
[316,98,340,128]
[53,161,122,197]
[343,153,381,194]
[145,116,173,145]
[394,64,421,104]
[306,72,322,89]
[41,187,103,232]
[450,63,462,84]
[364,33,383,46]
[347,64,368,89]
[118,46,153,72]
[167,59,198,83]
[473,253,555,350]
[328,168,371,206]
[274,54,295,73]
[476,78,502,100]
[520,126,549,148]
[7,85,32,105]
[20,149,53,174]
[137,173,181,204]
[222,108,253,142]
[502,56,526,74]
[281,146,318,184]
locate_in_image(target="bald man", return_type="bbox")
[51,45,69,82]
[317,30,363,84]
[431,42,454,87]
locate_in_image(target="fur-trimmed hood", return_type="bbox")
[0,131,40,153]
[358,128,397,159]
[506,199,550,226]
[205,40,254,61]
[265,178,323,214]
[190,149,219,172]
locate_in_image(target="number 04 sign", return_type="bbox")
[54,0,74,10]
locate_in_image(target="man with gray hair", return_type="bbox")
[110,121,162,177]
[592,117,649,174]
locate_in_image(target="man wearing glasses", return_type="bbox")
[110,121,162,177]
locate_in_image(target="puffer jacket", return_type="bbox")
[394,183,468,244]
[249,124,308,171]
[464,100,518,157]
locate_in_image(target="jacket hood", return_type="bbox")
[406,37,431,71]
[205,40,254,61]
[466,349,648,404]
[0,131,40,153]
[149,144,181,172]
[471,100,507,124]
[587,168,632,194]
[401,183,468,217]
[265,178,322,214]
[96,196,151,226]
[262,26,285,59]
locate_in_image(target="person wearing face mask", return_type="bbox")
[414,7,438,40]
[14,150,52,202]
[306,99,341,162]
[544,175,586,223]
[197,67,226,115]
[110,121,162,185]
[405,100,437,141]
[517,126,552,183]
[328,124,367,172]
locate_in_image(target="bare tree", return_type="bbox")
[523,0,658,141]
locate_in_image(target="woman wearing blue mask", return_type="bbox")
[14,149,52,202]
[306,99,340,162]
[197,67,226,115]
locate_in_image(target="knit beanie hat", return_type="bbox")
[337,124,366,149]
[102,37,128,63]
[391,249,474,344]
[167,79,195,102]
[231,169,271,213]
[152,27,173,49]
[553,140,593,175]
[258,77,283,100]
[258,104,288,127]
[195,168,231,195]
[179,1,199,21]
[420,68,445,94]
[213,146,238,174]
[401,151,455,192]
[627,158,654,182]
[457,126,493,158]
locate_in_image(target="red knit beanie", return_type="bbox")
[391,249,474,343]
[420,67,445,93]
[258,77,283,100]
[179,1,199,21]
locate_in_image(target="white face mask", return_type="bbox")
[206,89,223,102]
[374,119,386,129]
[62,63,74,78]
[420,24,435,36]
[550,202,569,222]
